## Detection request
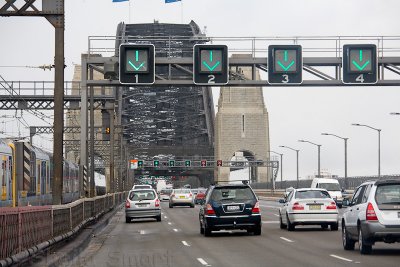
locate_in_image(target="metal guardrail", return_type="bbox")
[0,192,126,265]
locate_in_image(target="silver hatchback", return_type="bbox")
[342,179,400,254]
[125,189,161,223]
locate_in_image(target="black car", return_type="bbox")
[199,183,261,236]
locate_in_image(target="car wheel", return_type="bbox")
[358,227,372,254]
[279,213,286,229]
[191,204,195,208]
[331,222,339,231]
[321,224,329,230]
[204,224,212,237]
[286,214,295,231]
[169,203,173,208]
[125,217,130,223]
[342,222,355,250]
[156,215,162,222]
[253,225,262,236]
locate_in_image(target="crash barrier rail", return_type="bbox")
[0,192,127,265]
[251,175,400,190]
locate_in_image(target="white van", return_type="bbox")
[311,178,343,207]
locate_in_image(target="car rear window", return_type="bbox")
[129,190,156,201]
[375,184,400,205]
[161,189,172,194]
[317,183,340,191]
[174,189,191,194]
[134,185,151,189]
[210,187,255,201]
[296,190,331,199]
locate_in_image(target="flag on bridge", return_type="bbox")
[165,0,181,3]
[113,0,129,2]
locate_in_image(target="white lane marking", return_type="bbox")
[168,222,172,225]
[173,228,178,232]
[139,230,146,235]
[274,214,280,217]
[164,216,168,219]
[181,241,190,247]
[330,254,353,262]
[262,221,279,224]
[197,258,211,266]
[280,237,294,243]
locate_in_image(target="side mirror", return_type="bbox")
[342,199,351,207]
[278,198,286,204]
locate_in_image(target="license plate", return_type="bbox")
[180,196,185,199]
[309,205,321,210]
[136,204,147,207]
[227,205,240,211]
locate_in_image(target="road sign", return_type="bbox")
[119,43,155,85]
[342,44,377,84]
[268,45,302,84]
[130,159,138,169]
[193,44,229,85]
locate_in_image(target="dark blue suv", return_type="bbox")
[199,183,261,236]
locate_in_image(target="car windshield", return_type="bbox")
[375,184,400,204]
[129,190,156,201]
[160,189,172,194]
[174,189,191,194]
[318,183,340,191]
[295,190,331,199]
[210,187,255,202]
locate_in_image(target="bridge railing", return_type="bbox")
[0,192,127,263]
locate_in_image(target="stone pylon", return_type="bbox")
[214,54,270,183]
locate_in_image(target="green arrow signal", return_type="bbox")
[202,50,221,71]
[128,50,146,71]
[351,49,370,71]
[277,50,295,71]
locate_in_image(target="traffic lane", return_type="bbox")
[264,207,400,267]
[65,208,198,267]
[162,202,360,267]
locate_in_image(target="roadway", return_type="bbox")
[56,199,399,267]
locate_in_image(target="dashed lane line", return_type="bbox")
[173,228,178,232]
[197,258,211,266]
[280,237,294,243]
[181,241,190,247]
[330,254,353,262]
[168,222,172,225]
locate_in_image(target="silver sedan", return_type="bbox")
[279,188,339,231]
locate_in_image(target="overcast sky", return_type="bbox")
[1,0,400,180]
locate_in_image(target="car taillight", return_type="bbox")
[155,199,160,207]
[125,200,130,208]
[292,202,304,210]
[206,204,215,215]
[326,202,337,210]
[252,201,260,213]
[189,193,192,197]
[366,202,378,221]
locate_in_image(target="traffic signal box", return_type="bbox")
[138,160,143,168]
[119,43,155,85]
[268,45,302,85]
[216,160,222,166]
[342,44,377,84]
[193,44,229,85]
[201,160,207,167]
[154,160,160,167]
[169,160,175,167]
[185,160,191,167]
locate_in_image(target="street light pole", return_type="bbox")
[279,146,300,188]
[268,151,283,189]
[298,140,321,177]
[351,123,381,178]
[321,133,348,189]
